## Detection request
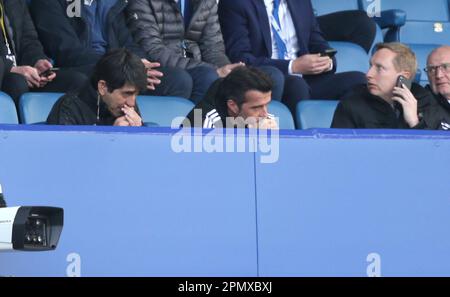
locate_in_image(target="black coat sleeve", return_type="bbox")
[15,0,48,67]
[29,0,102,67]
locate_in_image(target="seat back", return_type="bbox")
[19,93,63,124]
[0,92,19,124]
[137,96,195,127]
[311,0,359,16]
[296,100,339,129]
[361,0,450,84]
[268,100,295,129]
[329,41,370,73]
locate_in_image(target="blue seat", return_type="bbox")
[268,100,295,130]
[137,96,195,127]
[311,0,383,54]
[329,41,369,73]
[19,92,63,124]
[360,0,450,84]
[296,100,339,129]
[0,92,19,124]
[311,0,359,16]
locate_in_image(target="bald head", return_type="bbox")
[426,46,450,99]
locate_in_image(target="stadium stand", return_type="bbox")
[268,100,295,129]
[359,0,450,84]
[0,92,19,124]
[19,93,63,124]
[137,96,195,127]
[296,100,339,129]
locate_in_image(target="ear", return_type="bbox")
[401,70,412,80]
[97,80,108,96]
[227,99,240,117]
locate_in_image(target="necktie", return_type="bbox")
[271,0,287,59]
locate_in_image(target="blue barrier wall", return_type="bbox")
[0,125,449,276]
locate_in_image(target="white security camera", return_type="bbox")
[0,185,64,252]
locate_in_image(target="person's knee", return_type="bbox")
[257,66,285,101]
[352,10,377,33]
[51,70,88,92]
[160,67,193,99]
[2,73,29,106]
[192,66,219,85]
[285,75,311,99]
[344,71,367,85]
[66,71,88,90]
[189,66,220,103]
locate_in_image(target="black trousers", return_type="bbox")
[69,64,194,100]
[317,10,377,53]
[282,71,367,118]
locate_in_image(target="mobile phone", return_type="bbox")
[40,68,60,77]
[396,75,412,89]
[320,48,337,58]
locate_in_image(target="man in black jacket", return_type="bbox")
[29,0,192,99]
[184,66,278,129]
[0,0,86,106]
[424,46,450,130]
[332,43,436,129]
[47,49,147,126]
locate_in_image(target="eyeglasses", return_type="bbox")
[424,63,450,74]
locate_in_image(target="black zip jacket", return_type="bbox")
[331,83,437,129]
[46,83,142,126]
[425,85,450,130]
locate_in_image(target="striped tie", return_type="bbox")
[271,0,287,59]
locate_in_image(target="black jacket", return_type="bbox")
[331,83,437,129]
[46,83,141,126]
[425,85,450,130]
[126,0,230,69]
[29,0,145,68]
[1,0,48,71]
[184,78,226,127]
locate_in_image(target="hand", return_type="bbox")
[113,116,130,126]
[141,59,163,90]
[392,84,419,127]
[258,117,279,130]
[10,66,41,88]
[121,105,143,126]
[34,59,52,73]
[34,59,56,87]
[216,62,245,78]
[247,117,279,130]
[291,54,332,75]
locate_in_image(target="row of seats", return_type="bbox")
[312,0,450,84]
[0,92,338,130]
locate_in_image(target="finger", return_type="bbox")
[146,62,161,69]
[313,59,331,68]
[27,75,41,88]
[47,72,57,81]
[391,96,406,105]
[125,114,134,126]
[147,70,163,77]
[147,83,156,90]
[148,77,161,85]
[311,64,331,73]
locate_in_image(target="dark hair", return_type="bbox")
[215,66,273,114]
[91,48,147,93]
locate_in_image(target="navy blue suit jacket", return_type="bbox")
[218,0,336,75]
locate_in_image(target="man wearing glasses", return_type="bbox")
[424,46,450,130]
